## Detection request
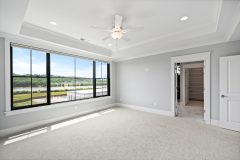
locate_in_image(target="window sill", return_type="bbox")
[4,96,112,116]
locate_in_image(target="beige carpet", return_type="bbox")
[0,107,239,160]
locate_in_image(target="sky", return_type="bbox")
[13,47,107,78]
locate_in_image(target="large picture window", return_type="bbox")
[10,43,110,110]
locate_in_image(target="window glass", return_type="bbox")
[95,61,108,96]
[50,53,75,103]
[76,58,93,99]
[76,58,93,78]
[102,62,107,78]
[102,79,108,96]
[51,53,75,77]
[96,61,102,78]
[12,47,30,76]
[96,79,103,96]
[32,78,47,105]
[13,77,31,107]
[51,77,75,103]
[12,47,32,108]
[76,78,93,99]
[32,50,46,77]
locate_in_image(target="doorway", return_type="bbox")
[176,61,204,120]
[171,52,210,124]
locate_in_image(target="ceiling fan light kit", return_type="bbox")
[111,26,123,39]
[92,14,143,43]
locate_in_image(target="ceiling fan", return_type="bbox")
[91,15,143,42]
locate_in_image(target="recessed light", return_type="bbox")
[80,38,85,41]
[50,21,57,25]
[108,43,112,47]
[180,16,189,21]
[80,38,90,43]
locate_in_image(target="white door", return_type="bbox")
[220,55,240,131]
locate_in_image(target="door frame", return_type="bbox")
[171,52,211,124]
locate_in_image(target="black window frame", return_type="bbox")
[10,43,110,111]
[95,61,109,97]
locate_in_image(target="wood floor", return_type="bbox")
[178,100,204,121]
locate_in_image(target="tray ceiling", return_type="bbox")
[0,0,240,61]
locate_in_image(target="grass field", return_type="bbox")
[13,87,103,108]
[13,91,67,107]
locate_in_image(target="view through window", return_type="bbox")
[11,44,110,110]
[96,61,108,96]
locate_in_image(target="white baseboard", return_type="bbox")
[117,103,223,128]
[116,103,174,117]
[0,103,224,138]
[210,119,220,127]
[0,103,116,138]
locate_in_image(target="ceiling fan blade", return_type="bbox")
[102,36,111,41]
[115,15,123,27]
[91,26,112,32]
[122,36,130,42]
[124,26,144,32]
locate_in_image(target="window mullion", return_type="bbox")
[47,53,51,104]
[30,49,33,106]
[93,61,96,98]
[74,58,76,100]
[107,63,110,96]
[101,62,103,95]
[10,46,14,110]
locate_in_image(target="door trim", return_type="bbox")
[171,52,211,124]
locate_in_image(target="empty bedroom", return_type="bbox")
[0,0,240,160]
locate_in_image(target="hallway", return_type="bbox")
[178,101,204,121]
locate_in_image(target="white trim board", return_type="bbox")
[0,103,224,138]
[5,96,113,116]
[182,62,204,69]
[211,119,220,127]
[0,103,116,138]
[117,103,224,130]
[116,103,173,117]
[171,52,211,124]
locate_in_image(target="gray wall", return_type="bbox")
[116,40,240,120]
[0,37,116,131]
[1,36,240,133]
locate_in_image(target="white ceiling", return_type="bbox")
[1,0,240,61]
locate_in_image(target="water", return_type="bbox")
[13,86,96,92]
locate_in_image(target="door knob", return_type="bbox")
[221,95,227,98]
